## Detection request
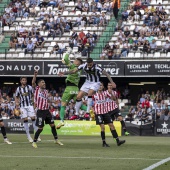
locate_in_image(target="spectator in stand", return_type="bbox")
[58,41,66,54]
[30,5,36,17]
[160,104,170,121]
[83,0,89,12]
[121,40,130,57]
[58,0,65,13]
[143,40,151,54]
[79,29,85,40]
[9,34,18,48]
[51,42,59,54]
[36,35,45,48]
[24,40,34,55]
[135,107,143,120]
[133,24,140,38]
[134,0,141,11]
[74,1,83,12]
[23,6,30,18]
[150,39,157,53]
[163,40,170,53]
[3,14,12,27]
[142,98,150,109]
[122,10,128,21]
[140,94,145,104]
[156,103,163,119]
[17,34,25,49]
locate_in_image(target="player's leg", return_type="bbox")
[57,86,76,129]
[96,114,109,147]
[28,106,39,133]
[87,82,101,113]
[115,109,130,136]
[32,110,44,148]
[21,108,33,142]
[46,111,63,145]
[75,90,87,115]
[104,113,125,146]
[0,119,12,144]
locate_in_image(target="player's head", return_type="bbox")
[20,77,27,86]
[37,79,46,89]
[107,82,113,90]
[73,58,83,66]
[86,58,93,68]
[98,82,104,91]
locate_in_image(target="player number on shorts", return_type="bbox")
[38,117,42,125]
[98,116,102,123]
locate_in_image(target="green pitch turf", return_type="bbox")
[0,135,170,170]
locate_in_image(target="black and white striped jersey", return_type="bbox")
[15,85,33,107]
[78,63,103,82]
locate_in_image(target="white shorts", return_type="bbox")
[20,106,35,119]
[80,81,101,94]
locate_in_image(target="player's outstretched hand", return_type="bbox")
[111,82,116,88]
[34,70,38,75]
[58,72,64,77]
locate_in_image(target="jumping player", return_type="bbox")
[59,57,116,118]
[107,83,129,136]
[57,50,87,129]
[15,77,38,142]
[32,73,63,148]
[93,82,125,147]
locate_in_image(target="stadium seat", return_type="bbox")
[153,52,160,58]
[4,26,9,31]
[18,53,24,58]
[157,0,162,4]
[134,52,141,58]
[73,47,78,53]
[128,52,135,58]
[44,53,50,58]
[167,52,170,58]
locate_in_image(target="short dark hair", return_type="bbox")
[37,79,44,84]
[76,58,83,64]
[20,77,27,81]
[86,58,93,63]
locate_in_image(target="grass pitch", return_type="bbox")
[0,135,170,170]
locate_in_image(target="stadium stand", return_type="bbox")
[99,0,170,60]
[0,0,117,59]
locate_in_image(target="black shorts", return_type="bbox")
[108,108,122,120]
[95,113,113,125]
[0,114,3,122]
[36,110,54,127]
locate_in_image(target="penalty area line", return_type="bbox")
[0,155,161,161]
[143,157,170,170]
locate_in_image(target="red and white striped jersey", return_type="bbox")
[34,86,49,110]
[92,91,111,114]
[105,90,119,112]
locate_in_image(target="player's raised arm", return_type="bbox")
[58,68,79,77]
[32,70,38,88]
[102,70,116,88]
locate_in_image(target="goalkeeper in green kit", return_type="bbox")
[56,49,87,129]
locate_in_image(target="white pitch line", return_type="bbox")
[0,155,161,161]
[143,157,170,170]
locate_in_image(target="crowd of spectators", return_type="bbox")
[0,0,116,57]
[100,0,170,60]
[126,88,170,123]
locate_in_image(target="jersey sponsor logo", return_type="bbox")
[47,64,68,75]
[21,92,29,96]
[70,91,78,94]
[38,93,48,99]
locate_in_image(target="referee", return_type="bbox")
[32,71,63,148]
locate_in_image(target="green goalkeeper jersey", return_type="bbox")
[62,53,81,87]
